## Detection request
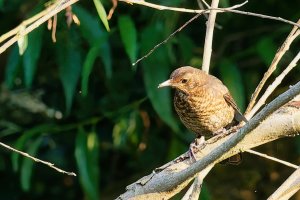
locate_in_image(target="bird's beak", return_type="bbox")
[158,79,172,88]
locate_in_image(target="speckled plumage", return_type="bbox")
[159,66,245,138]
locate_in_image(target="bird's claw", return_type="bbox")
[189,136,206,163]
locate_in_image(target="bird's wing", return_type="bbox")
[223,93,248,123]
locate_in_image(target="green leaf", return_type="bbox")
[57,34,82,115]
[81,36,111,96]
[23,26,44,88]
[256,37,277,66]
[5,44,21,88]
[73,6,106,45]
[81,46,99,96]
[200,184,212,200]
[73,6,112,79]
[75,128,99,200]
[12,124,54,171]
[141,25,179,132]
[118,15,137,64]
[219,59,245,111]
[98,40,112,78]
[20,137,43,191]
[17,25,28,55]
[92,0,110,31]
[177,34,195,64]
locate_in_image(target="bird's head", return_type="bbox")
[158,66,206,93]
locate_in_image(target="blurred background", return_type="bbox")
[0,0,300,199]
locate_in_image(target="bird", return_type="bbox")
[158,66,247,162]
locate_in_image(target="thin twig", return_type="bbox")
[247,49,300,119]
[132,12,204,66]
[181,165,213,200]
[0,0,79,55]
[246,150,298,169]
[245,21,300,116]
[268,167,300,200]
[201,0,219,73]
[132,2,248,66]
[0,0,64,44]
[119,0,300,28]
[0,141,76,176]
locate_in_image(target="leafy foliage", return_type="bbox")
[0,0,300,199]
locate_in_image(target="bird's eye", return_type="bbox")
[181,79,188,84]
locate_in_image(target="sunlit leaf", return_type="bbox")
[141,25,179,133]
[92,0,110,31]
[23,26,44,88]
[20,137,43,191]
[5,44,21,88]
[219,59,245,111]
[112,110,139,148]
[118,15,137,64]
[75,128,99,200]
[17,25,28,55]
[73,6,106,44]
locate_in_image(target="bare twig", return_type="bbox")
[247,49,300,119]
[197,0,223,30]
[268,167,300,200]
[119,0,300,28]
[0,0,63,44]
[132,12,204,66]
[181,165,213,200]
[246,149,298,169]
[245,20,300,116]
[131,2,247,66]
[0,0,79,55]
[201,0,219,73]
[0,141,76,176]
[197,0,209,19]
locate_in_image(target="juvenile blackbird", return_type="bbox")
[158,66,247,162]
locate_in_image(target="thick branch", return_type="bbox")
[117,81,300,199]
[201,0,219,73]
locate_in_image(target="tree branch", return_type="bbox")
[245,20,300,116]
[117,81,300,199]
[201,0,219,73]
[247,48,300,119]
[119,0,300,28]
[0,0,79,55]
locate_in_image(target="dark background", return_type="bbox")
[0,0,300,199]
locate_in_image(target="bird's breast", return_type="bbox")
[174,89,234,136]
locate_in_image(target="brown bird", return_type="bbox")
[158,66,247,161]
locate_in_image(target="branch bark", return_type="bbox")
[117,81,300,199]
[201,0,219,73]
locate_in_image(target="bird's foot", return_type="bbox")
[189,136,206,162]
[213,127,227,136]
